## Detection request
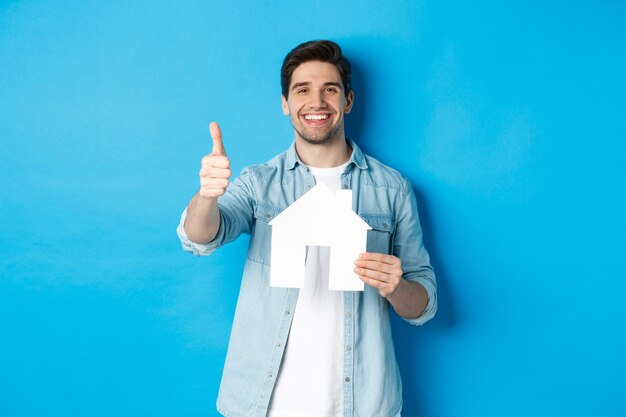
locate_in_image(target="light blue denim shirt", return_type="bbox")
[177,139,436,417]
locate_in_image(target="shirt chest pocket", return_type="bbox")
[361,214,395,255]
[247,202,284,265]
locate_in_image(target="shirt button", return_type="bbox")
[346,345,352,351]
[268,373,273,378]
[285,310,291,315]
[345,312,351,318]
[345,377,351,383]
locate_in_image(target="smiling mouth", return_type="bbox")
[303,114,330,121]
[302,113,331,126]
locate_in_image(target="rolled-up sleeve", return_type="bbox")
[176,167,256,256]
[394,179,437,326]
[176,208,223,256]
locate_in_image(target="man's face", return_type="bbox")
[281,61,354,145]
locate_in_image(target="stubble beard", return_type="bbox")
[292,117,343,146]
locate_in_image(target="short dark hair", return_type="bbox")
[281,40,352,98]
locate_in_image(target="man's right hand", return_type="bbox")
[199,121,232,199]
[184,121,231,244]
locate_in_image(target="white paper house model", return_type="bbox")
[268,182,372,291]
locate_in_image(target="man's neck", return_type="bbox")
[294,135,352,168]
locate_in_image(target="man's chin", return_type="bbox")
[295,127,342,146]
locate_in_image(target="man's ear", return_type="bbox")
[281,94,290,115]
[344,90,354,114]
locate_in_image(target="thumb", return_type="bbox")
[209,121,226,156]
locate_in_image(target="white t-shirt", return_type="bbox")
[267,162,349,417]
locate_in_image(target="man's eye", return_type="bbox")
[325,87,337,93]
[297,88,308,94]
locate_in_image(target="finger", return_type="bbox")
[201,154,231,169]
[354,266,389,283]
[359,275,385,289]
[354,259,392,274]
[210,121,226,156]
[358,274,395,298]
[359,252,399,265]
[354,259,386,272]
[200,178,230,189]
[200,166,232,179]
[354,259,401,275]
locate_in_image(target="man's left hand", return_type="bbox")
[354,252,403,298]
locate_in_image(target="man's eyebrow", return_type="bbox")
[322,82,343,89]
[291,81,311,91]
[290,81,343,90]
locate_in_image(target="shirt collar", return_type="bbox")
[284,138,368,170]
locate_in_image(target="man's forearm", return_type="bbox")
[386,279,429,319]
[184,193,221,244]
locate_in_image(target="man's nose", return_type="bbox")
[310,91,326,108]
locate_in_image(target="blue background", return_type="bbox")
[1,1,625,416]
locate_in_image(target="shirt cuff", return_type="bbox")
[176,208,220,256]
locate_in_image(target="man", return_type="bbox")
[177,40,436,417]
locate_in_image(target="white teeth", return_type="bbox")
[304,114,329,120]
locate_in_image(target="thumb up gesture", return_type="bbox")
[199,122,232,199]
